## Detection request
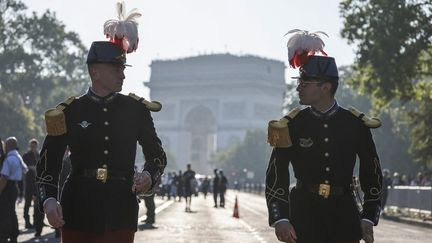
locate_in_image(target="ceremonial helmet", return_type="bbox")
[285,29,339,83]
[86,1,141,66]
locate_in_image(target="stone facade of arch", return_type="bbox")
[146,54,285,173]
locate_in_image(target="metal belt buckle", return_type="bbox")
[96,165,108,183]
[319,184,331,199]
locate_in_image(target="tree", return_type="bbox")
[0,0,88,145]
[340,0,432,166]
[408,80,432,166]
[340,0,432,108]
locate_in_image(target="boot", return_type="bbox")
[25,221,34,229]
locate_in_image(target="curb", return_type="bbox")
[382,214,432,229]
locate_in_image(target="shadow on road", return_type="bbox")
[20,232,60,243]
[138,224,158,231]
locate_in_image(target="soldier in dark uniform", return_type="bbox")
[265,30,382,243]
[36,3,166,243]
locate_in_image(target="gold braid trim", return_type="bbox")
[348,106,381,129]
[44,96,75,136]
[267,107,300,147]
[129,93,162,112]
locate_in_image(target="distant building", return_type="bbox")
[146,53,285,172]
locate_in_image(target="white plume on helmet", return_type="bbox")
[285,29,328,68]
[104,1,141,53]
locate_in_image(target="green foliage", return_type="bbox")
[338,67,416,173]
[0,92,37,146]
[0,0,88,146]
[340,0,432,167]
[408,81,432,165]
[340,0,432,108]
[210,129,271,183]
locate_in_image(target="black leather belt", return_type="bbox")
[71,167,133,183]
[296,180,350,199]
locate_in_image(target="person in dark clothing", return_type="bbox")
[176,170,184,202]
[212,169,220,208]
[183,164,196,212]
[36,7,167,242]
[381,169,392,215]
[219,170,228,208]
[33,192,45,238]
[22,138,40,229]
[266,31,382,243]
[143,194,156,225]
[201,176,210,199]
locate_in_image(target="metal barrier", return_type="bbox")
[239,184,432,215]
[385,186,432,217]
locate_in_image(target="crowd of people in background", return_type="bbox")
[0,137,71,243]
[382,168,432,187]
[157,167,228,209]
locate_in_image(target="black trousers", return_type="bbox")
[289,188,362,243]
[144,195,155,224]
[33,197,45,235]
[213,188,219,206]
[219,188,226,207]
[0,181,19,243]
[23,192,33,223]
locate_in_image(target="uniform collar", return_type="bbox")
[309,100,339,119]
[86,88,117,104]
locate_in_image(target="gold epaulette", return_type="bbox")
[45,96,76,136]
[267,107,301,147]
[128,93,162,112]
[348,106,381,129]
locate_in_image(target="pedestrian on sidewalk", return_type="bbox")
[219,170,228,208]
[22,138,40,229]
[143,194,156,225]
[176,170,184,202]
[183,164,196,212]
[0,137,28,243]
[265,30,382,243]
[170,172,177,201]
[201,176,210,199]
[212,169,220,208]
[381,169,392,216]
[36,3,166,243]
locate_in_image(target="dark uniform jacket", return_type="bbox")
[22,151,38,197]
[37,89,167,233]
[265,104,383,229]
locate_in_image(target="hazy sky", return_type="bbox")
[25,0,356,98]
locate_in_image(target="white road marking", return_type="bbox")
[226,194,267,218]
[225,194,268,243]
[238,218,268,243]
[138,200,174,222]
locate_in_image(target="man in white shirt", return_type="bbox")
[0,137,28,243]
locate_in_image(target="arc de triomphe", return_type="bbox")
[146,54,286,173]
